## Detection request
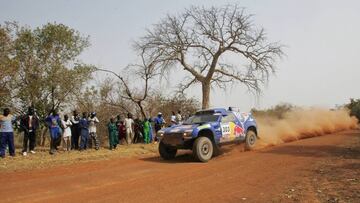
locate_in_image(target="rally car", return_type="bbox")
[157,108,258,162]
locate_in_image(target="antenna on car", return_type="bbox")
[228,107,241,112]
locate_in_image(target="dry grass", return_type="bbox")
[0,143,159,172]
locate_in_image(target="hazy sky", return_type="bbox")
[1,0,359,111]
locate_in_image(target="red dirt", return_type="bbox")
[1,130,359,203]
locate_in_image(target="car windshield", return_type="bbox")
[183,114,220,125]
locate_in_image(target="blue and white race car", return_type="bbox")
[157,108,258,162]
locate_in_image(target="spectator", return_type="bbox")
[115,115,121,128]
[176,110,182,124]
[154,113,165,142]
[133,118,143,143]
[45,110,62,155]
[70,110,81,150]
[170,111,177,126]
[148,118,153,143]
[20,107,39,156]
[88,112,100,150]
[61,114,72,151]
[118,120,126,144]
[124,113,134,144]
[0,108,16,158]
[154,112,165,133]
[108,117,118,150]
[79,112,89,151]
[143,118,151,144]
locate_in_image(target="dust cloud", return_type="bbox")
[255,108,358,149]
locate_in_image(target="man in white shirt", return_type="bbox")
[124,113,134,144]
[176,110,182,124]
[88,112,100,150]
[61,114,72,151]
[170,111,177,126]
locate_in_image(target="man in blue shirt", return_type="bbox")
[45,110,62,155]
[79,112,89,150]
[0,108,16,158]
[154,112,166,142]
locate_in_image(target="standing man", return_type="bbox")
[154,112,165,133]
[70,110,81,150]
[154,113,165,142]
[88,112,100,150]
[176,110,182,124]
[124,113,134,144]
[79,112,89,150]
[170,111,177,126]
[20,107,39,156]
[61,114,72,151]
[0,108,16,158]
[45,110,62,155]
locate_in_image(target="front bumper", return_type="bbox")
[158,133,193,147]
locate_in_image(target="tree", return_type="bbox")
[147,93,200,120]
[136,4,283,109]
[95,50,161,118]
[346,98,360,123]
[0,22,18,108]
[5,22,93,119]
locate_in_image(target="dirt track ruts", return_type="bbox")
[0,130,359,203]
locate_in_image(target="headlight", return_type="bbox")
[183,131,192,137]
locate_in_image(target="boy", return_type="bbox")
[0,108,16,158]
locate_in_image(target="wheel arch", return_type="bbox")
[247,126,258,137]
[197,129,216,144]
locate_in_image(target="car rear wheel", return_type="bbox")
[193,136,213,162]
[245,129,257,150]
[159,141,177,160]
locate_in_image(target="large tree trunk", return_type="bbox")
[137,101,147,119]
[201,81,211,109]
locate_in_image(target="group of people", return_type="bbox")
[107,111,181,150]
[0,106,184,158]
[45,110,100,154]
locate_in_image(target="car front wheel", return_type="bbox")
[193,136,214,162]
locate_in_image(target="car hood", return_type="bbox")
[160,124,199,134]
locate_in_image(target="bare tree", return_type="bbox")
[135,4,283,109]
[95,51,160,118]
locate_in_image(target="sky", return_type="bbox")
[1,0,360,111]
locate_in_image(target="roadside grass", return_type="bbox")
[0,143,159,172]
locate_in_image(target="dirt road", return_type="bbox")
[1,130,359,203]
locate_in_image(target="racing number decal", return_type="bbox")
[221,122,244,141]
[221,124,231,137]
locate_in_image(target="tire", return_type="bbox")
[193,136,214,162]
[245,129,257,150]
[159,141,177,160]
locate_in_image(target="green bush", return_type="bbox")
[346,98,360,123]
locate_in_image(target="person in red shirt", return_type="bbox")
[118,120,126,145]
